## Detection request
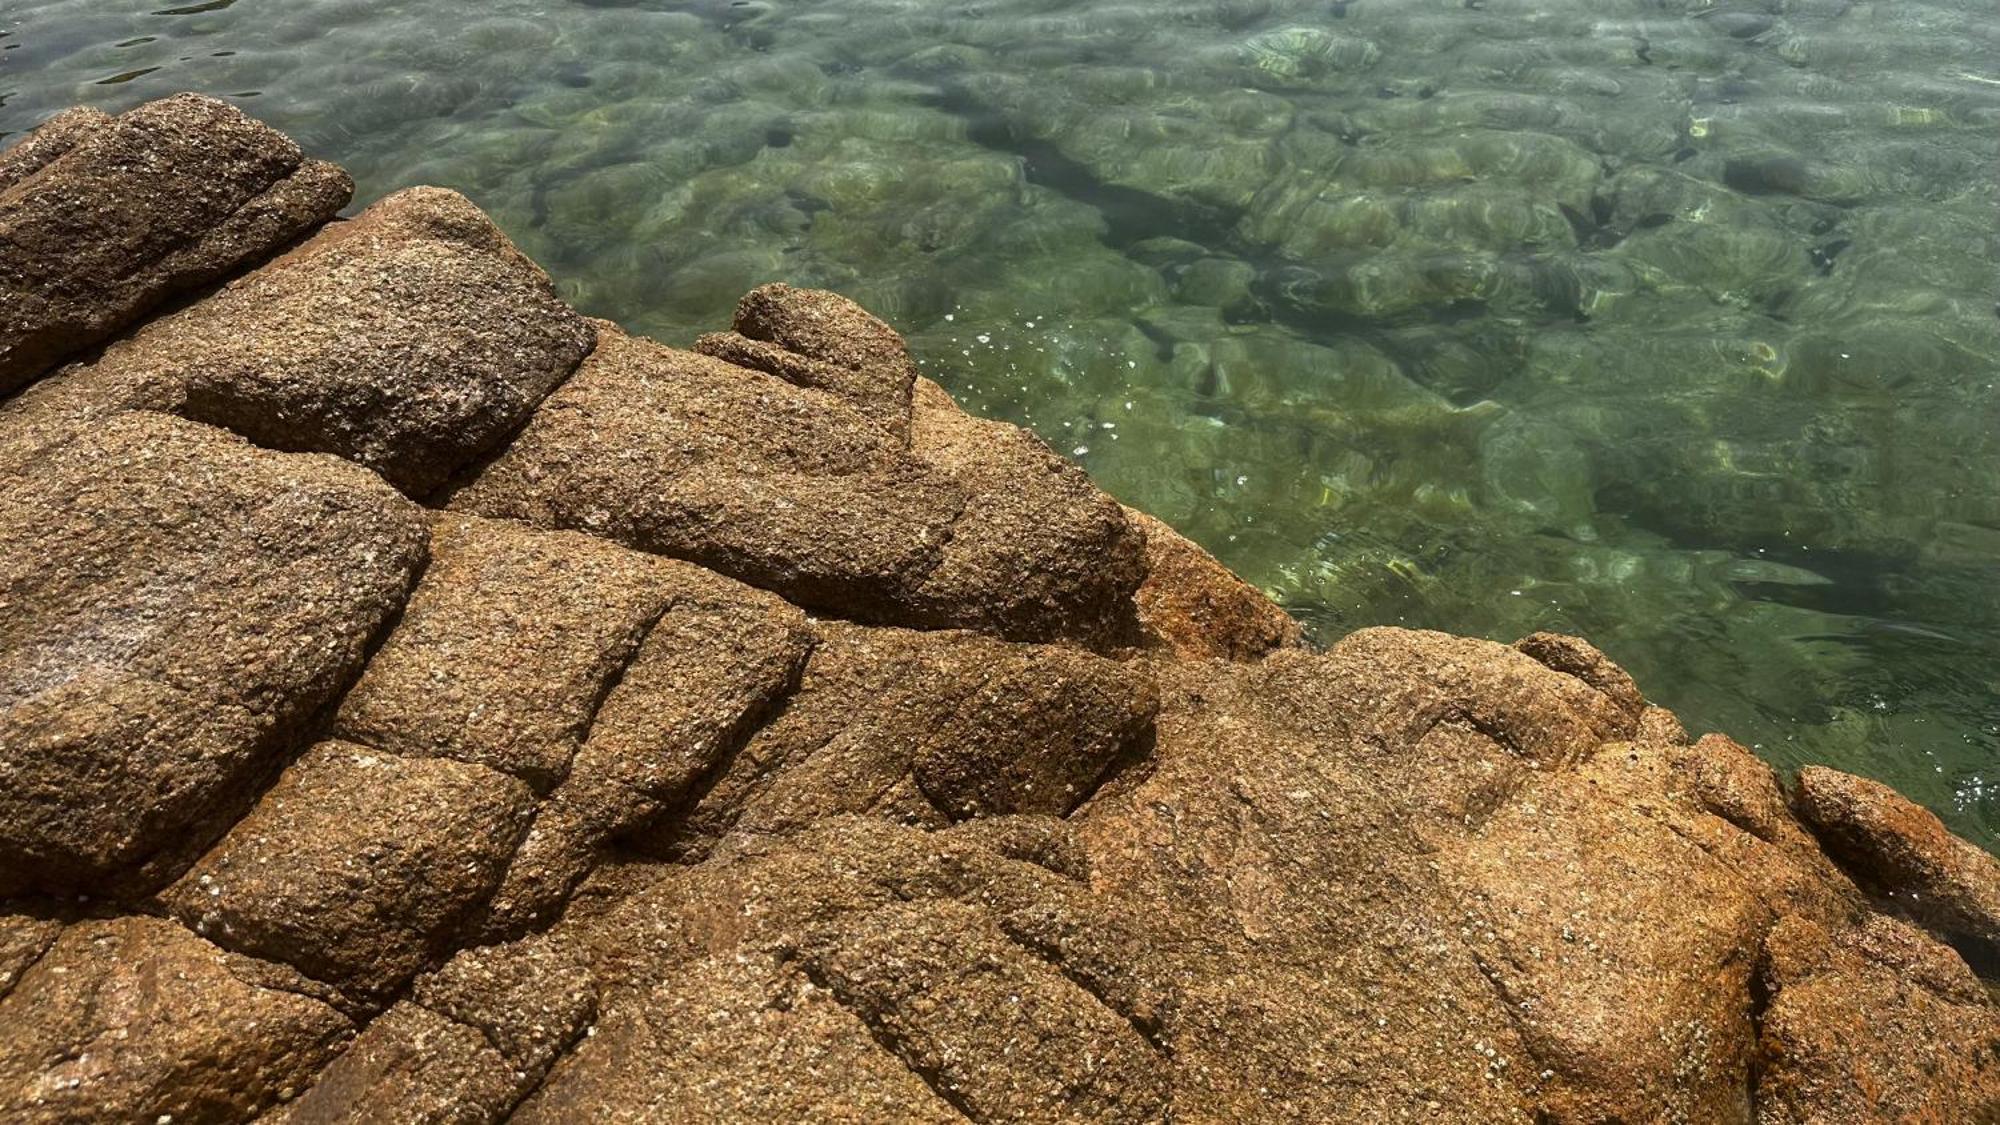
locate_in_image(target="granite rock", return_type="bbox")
[0,412,427,897]
[0,94,350,393]
[1796,764,2000,954]
[2,96,1996,1125]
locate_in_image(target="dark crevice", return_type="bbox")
[1064,721,1159,821]
[560,597,678,792]
[609,630,818,864]
[497,1014,597,1123]
[422,325,607,509]
[993,916,1170,1060]
[88,525,439,907]
[0,910,64,1003]
[792,957,983,1123]
[1456,933,1561,1106]
[1746,933,1777,1122]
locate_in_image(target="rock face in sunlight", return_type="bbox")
[0,94,352,395]
[0,95,1995,1125]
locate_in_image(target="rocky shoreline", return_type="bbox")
[0,94,1994,1122]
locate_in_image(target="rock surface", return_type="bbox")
[0,94,351,394]
[0,95,1995,1124]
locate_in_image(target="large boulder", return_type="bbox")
[695,281,920,440]
[1755,913,2000,1124]
[450,325,967,623]
[0,412,427,897]
[157,741,537,1002]
[93,186,591,495]
[631,621,1159,861]
[334,514,680,791]
[0,94,350,393]
[0,916,354,1123]
[452,322,1148,645]
[1796,765,2000,955]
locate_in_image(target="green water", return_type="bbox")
[4,0,1997,845]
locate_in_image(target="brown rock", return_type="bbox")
[452,325,965,620]
[514,956,965,1124]
[0,916,353,1123]
[335,514,675,790]
[1124,506,1304,660]
[694,282,918,439]
[1512,630,1647,725]
[469,564,814,937]
[0,412,427,896]
[799,897,1168,1123]
[411,938,597,1082]
[167,186,595,494]
[644,622,1158,858]
[0,108,112,192]
[1796,764,2000,951]
[0,94,350,392]
[159,741,536,1001]
[906,377,1149,645]
[528,816,1167,1123]
[0,913,61,1003]
[1441,746,1765,1123]
[456,326,1147,645]
[269,1002,520,1125]
[278,938,596,1123]
[5,95,2000,1125]
[1756,913,2000,1123]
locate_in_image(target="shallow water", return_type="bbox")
[4,0,1997,844]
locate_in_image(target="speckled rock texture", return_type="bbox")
[0,96,1995,1124]
[0,94,351,394]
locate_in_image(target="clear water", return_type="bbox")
[4,0,1997,846]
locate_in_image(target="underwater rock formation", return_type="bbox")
[0,95,1995,1124]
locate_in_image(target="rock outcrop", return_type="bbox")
[0,94,351,395]
[0,95,1994,1124]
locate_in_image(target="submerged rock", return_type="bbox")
[0,95,1995,1124]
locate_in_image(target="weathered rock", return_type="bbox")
[1071,631,1995,1121]
[695,282,919,439]
[1796,764,2000,953]
[454,328,1147,645]
[469,557,814,938]
[0,108,111,192]
[0,94,350,393]
[1755,913,2000,1124]
[1125,506,1304,660]
[336,514,675,790]
[0,916,353,1123]
[159,741,537,1001]
[268,1001,520,1125]
[0,412,427,896]
[525,816,1169,1123]
[906,377,1149,645]
[166,187,594,494]
[411,939,598,1083]
[277,939,596,1123]
[0,913,61,1003]
[1512,629,1647,725]
[512,955,967,1124]
[641,621,1158,859]
[4,97,1998,1125]
[452,325,966,620]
